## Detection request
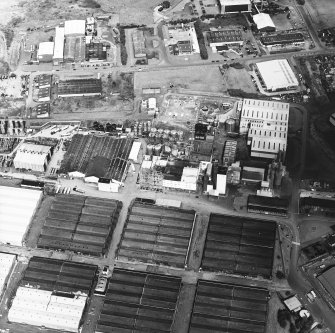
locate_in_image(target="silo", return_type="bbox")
[154,144,162,156]
[146,144,154,155]
[150,127,157,133]
[158,128,164,134]
[177,130,184,140]
[170,130,177,138]
[164,129,171,135]
[225,118,236,132]
[164,145,171,154]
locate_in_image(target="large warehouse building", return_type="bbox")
[64,20,86,36]
[207,30,243,53]
[219,0,251,13]
[53,26,65,65]
[14,142,52,172]
[240,98,289,159]
[0,186,42,246]
[0,253,16,298]
[253,13,276,32]
[255,59,299,92]
[37,42,54,63]
[317,266,335,300]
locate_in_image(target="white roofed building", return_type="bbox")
[64,20,86,36]
[253,13,276,32]
[0,253,16,298]
[14,143,52,172]
[220,0,251,13]
[255,59,299,91]
[0,186,42,246]
[240,98,289,159]
[38,42,54,62]
[53,26,65,65]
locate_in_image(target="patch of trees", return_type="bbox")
[277,309,314,333]
[276,271,285,279]
[161,1,170,9]
[118,27,128,66]
[194,20,208,60]
[296,0,305,4]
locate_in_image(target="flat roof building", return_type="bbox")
[247,194,289,216]
[132,30,146,58]
[255,59,299,91]
[318,266,335,300]
[219,0,251,13]
[253,13,276,32]
[38,42,54,63]
[261,32,304,46]
[64,20,86,36]
[207,30,243,53]
[53,26,65,65]
[240,98,289,159]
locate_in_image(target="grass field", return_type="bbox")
[134,66,225,94]
[224,67,257,94]
[306,0,335,29]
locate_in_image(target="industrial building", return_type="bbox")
[239,98,290,159]
[132,29,146,58]
[255,59,299,91]
[253,13,276,32]
[247,194,289,216]
[57,78,102,97]
[60,134,133,184]
[8,257,97,332]
[207,30,243,53]
[219,0,251,13]
[96,269,182,333]
[261,32,305,50]
[201,213,276,278]
[317,266,335,301]
[299,192,335,216]
[37,42,54,62]
[37,195,122,256]
[64,36,86,62]
[0,186,42,246]
[14,142,52,172]
[0,253,16,299]
[117,201,196,268]
[53,26,65,65]
[64,20,86,36]
[189,280,269,333]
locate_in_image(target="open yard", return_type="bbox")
[134,66,225,94]
[225,67,258,94]
[306,0,335,29]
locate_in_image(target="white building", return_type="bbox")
[0,253,16,298]
[14,143,52,172]
[240,98,289,159]
[64,20,86,36]
[255,59,299,91]
[330,113,335,126]
[128,141,142,163]
[0,186,42,246]
[53,26,65,65]
[220,0,251,13]
[8,287,87,332]
[38,42,54,62]
[253,13,276,32]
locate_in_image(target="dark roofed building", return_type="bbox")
[261,32,304,46]
[299,196,335,217]
[248,194,289,217]
[207,30,243,53]
[317,266,335,300]
[86,156,111,178]
[177,40,192,54]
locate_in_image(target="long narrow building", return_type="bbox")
[53,26,65,65]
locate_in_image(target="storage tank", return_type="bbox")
[158,128,164,134]
[171,148,178,156]
[150,127,157,133]
[162,133,169,141]
[170,130,177,138]
[177,130,184,140]
[154,144,162,156]
[164,129,171,135]
[164,145,171,154]
[146,144,154,155]
[225,118,236,132]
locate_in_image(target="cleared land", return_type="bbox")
[117,201,196,268]
[134,67,225,94]
[201,214,277,278]
[189,280,269,333]
[306,0,335,29]
[225,67,258,94]
[37,195,122,256]
[96,268,182,333]
[60,134,133,182]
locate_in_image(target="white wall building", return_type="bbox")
[255,59,299,91]
[8,287,87,332]
[38,42,54,62]
[0,253,16,298]
[240,98,289,159]
[220,0,251,13]
[253,13,276,32]
[64,20,86,36]
[14,143,52,172]
[0,186,42,246]
[53,26,65,65]
[128,141,142,163]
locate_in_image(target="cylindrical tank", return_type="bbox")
[162,133,169,141]
[169,136,175,142]
[154,144,162,156]
[164,145,171,154]
[164,129,171,135]
[146,144,154,155]
[170,130,177,137]
[158,128,164,134]
[171,148,178,156]
[225,118,236,132]
[177,131,184,140]
[150,127,157,133]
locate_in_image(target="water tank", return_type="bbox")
[146,144,154,155]
[150,127,157,133]
[154,144,162,156]
[225,118,236,132]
